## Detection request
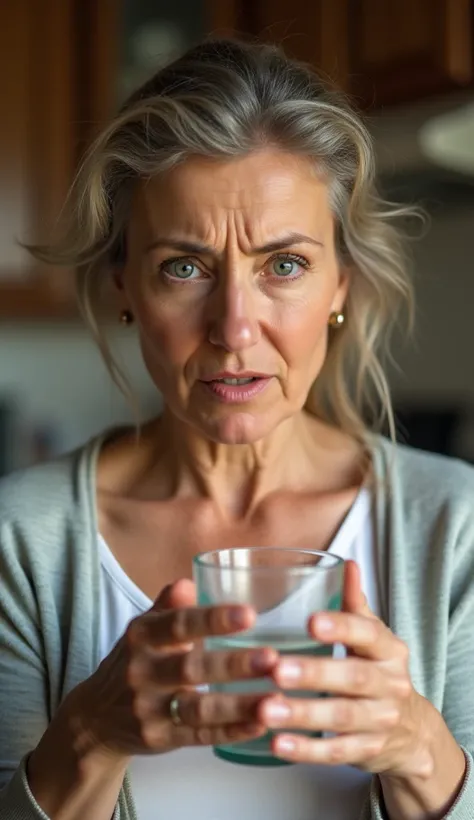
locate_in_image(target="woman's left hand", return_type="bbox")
[259,560,434,778]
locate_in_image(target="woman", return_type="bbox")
[1,38,473,820]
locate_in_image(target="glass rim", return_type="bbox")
[193,547,344,573]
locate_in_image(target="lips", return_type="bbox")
[200,372,268,383]
[199,373,272,404]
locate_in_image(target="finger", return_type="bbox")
[260,695,399,734]
[272,732,385,766]
[143,717,267,751]
[134,688,266,728]
[343,560,374,618]
[131,604,256,650]
[152,579,197,611]
[274,655,395,698]
[308,611,405,661]
[139,645,279,688]
[169,691,266,728]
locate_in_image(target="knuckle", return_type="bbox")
[365,620,380,645]
[207,607,223,636]
[397,640,410,661]
[194,694,213,725]
[333,700,355,731]
[127,657,147,690]
[351,661,370,692]
[365,736,385,758]
[180,651,202,686]
[379,705,400,728]
[140,721,159,750]
[170,610,188,643]
[195,725,214,746]
[169,609,188,643]
[328,738,347,764]
[417,752,435,779]
[226,651,244,678]
[393,676,412,699]
[133,693,151,721]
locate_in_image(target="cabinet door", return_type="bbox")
[0,0,78,318]
[210,0,473,107]
[209,0,350,91]
[350,0,474,106]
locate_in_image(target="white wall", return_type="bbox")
[390,208,474,398]
[1,206,473,467]
[0,322,159,466]
[389,207,474,459]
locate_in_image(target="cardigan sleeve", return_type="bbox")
[361,524,474,820]
[0,518,131,820]
[0,519,52,818]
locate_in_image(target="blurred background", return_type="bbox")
[1,0,474,474]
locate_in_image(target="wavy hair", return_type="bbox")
[27,38,416,442]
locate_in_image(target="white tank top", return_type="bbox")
[98,488,379,820]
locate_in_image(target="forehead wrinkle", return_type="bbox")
[132,151,332,258]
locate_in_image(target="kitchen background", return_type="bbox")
[1,0,474,474]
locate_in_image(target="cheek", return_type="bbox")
[136,298,206,381]
[271,292,331,368]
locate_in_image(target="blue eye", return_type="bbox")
[169,260,199,279]
[270,254,308,279]
[272,258,298,277]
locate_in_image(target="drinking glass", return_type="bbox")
[193,547,344,766]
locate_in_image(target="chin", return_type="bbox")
[199,411,279,445]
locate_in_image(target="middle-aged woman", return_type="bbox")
[1,38,474,820]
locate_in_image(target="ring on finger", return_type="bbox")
[169,691,184,727]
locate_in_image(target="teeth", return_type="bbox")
[218,377,255,385]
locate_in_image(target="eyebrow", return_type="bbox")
[144,232,323,256]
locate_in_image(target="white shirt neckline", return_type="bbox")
[98,487,371,612]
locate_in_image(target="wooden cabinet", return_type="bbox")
[0,0,78,318]
[348,0,474,106]
[212,0,351,89]
[1,0,473,319]
[215,0,474,106]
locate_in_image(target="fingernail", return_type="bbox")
[276,736,297,754]
[314,615,334,634]
[227,607,248,629]
[278,660,302,681]
[264,700,292,723]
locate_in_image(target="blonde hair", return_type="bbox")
[28,38,416,442]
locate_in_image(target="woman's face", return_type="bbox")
[121,149,349,444]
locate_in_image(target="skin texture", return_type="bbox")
[27,150,466,820]
[121,149,348,448]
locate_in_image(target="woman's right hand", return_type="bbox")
[70,579,279,761]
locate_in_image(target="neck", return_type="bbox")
[146,408,360,519]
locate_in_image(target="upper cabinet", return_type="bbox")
[348,0,474,106]
[220,0,474,106]
[1,0,473,319]
[0,0,78,318]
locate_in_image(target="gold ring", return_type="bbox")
[169,692,183,727]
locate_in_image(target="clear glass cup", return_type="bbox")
[193,547,344,766]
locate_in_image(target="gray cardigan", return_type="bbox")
[1,432,474,820]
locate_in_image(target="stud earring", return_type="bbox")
[328,311,345,328]
[119,309,134,325]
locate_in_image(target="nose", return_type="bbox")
[208,278,260,352]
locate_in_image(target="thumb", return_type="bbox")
[342,560,373,617]
[152,578,197,612]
